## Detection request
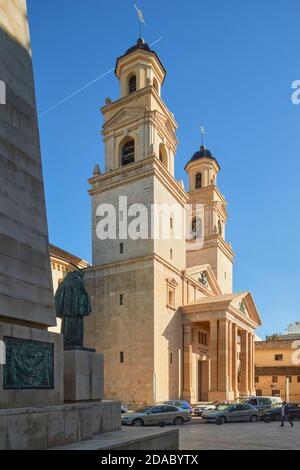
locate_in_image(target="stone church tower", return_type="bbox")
[185,146,234,294]
[86,38,188,404]
[85,38,261,406]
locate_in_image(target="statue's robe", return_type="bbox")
[55,271,91,349]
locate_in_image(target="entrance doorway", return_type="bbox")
[198,360,209,402]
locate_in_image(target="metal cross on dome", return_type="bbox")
[200,126,206,146]
[134,4,147,39]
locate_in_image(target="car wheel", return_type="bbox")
[250,415,258,423]
[132,418,144,427]
[216,416,226,425]
[173,416,184,426]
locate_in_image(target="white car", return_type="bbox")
[194,402,217,416]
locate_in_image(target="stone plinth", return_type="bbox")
[0,401,120,450]
[64,349,104,402]
[0,322,63,408]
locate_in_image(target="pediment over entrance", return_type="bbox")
[181,291,262,328]
[185,264,222,296]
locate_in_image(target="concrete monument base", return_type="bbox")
[64,349,104,401]
[0,400,120,450]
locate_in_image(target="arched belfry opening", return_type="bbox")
[121,138,135,166]
[153,77,159,94]
[195,173,202,189]
[159,143,168,169]
[128,74,137,94]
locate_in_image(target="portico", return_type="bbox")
[181,293,261,402]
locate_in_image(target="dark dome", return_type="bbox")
[125,38,152,55]
[189,145,220,168]
[115,38,166,79]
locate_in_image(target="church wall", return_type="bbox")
[92,174,154,266]
[153,259,183,402]
[84,258,155,406]
[153,177,186,271]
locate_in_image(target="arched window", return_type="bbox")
[128,75,137,94]
[195,173,202,189]
[191,217,202,240]
[159,144,168,168]
[153,78,159,93]
[121,139,135,166]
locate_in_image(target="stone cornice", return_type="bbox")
[255,366,300,376]
[101,85,178,130]
[201,235,235,261]
[88,156,188,206]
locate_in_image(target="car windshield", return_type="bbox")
[233,397,249,404]
[135,406,152,413]
[216,405,231,411]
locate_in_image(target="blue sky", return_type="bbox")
[27,0,300,337]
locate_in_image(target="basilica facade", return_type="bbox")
[84,38,262,405]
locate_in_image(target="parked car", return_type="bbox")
[261,403,300,422]
[121,404,191,427]
[121,402,128,414]
[193,402,218,416]
[202,403,259,424]
[232,396,282,414]
[159,400,193,414]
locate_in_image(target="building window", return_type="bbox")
[153,77,159,93]
[272,376,278,383]
[120,294,124,306]
[120,243,124,254]
[195,173,202,189]
[128,75,137,94]
[170,353,173,364]
[198,331,208,346]
[272,390,280,397]
[255,376,259,384]
[120,352,124,363]
[170,249,173,260]
[170,218,173,230]
[286,376,292,383]
[297,376,300,383]
[256,389,262,396]
[168,289,175,308]
[121,139,135,166]
[275,354,283,361]
[159,143,168,168]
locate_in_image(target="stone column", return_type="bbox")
[231,323,238,397]
[228,321,233,396]
[182,323,194,402]
[218,319,230,398]
[209,320,218,393]
[248,333,255,395]
[240,330,250,396]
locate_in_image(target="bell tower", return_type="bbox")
[90,38,187,269]
[101,38,177,176]
[185,145,234,293]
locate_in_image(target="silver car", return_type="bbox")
[122,404,191,427]
[202,403,259,424]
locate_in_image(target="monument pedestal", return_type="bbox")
[0,323,63,409]
[64,349,104,402]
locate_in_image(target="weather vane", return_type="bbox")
[134,4,146,39]
[200,126,206,146]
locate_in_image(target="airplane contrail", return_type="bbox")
[39,37,164,118]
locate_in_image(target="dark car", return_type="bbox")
[261,403,300,422]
